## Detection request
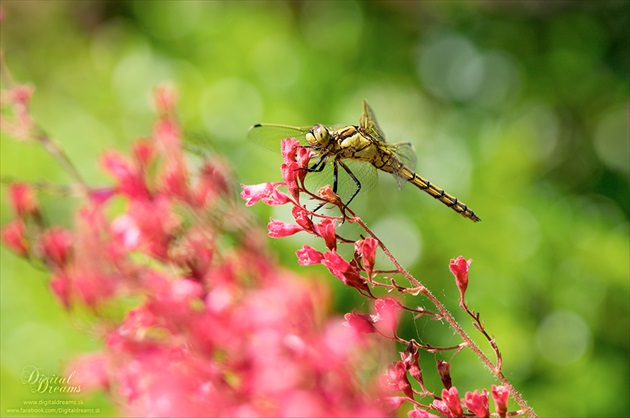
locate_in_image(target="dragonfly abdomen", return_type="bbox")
[406,171,481,222]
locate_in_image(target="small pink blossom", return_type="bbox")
[268,218,303,238]
[101,151,150,200]
[49,272,71,309]
[110,214,141,250]
[37,227,73,268]
[442,387,463,418]
[464,389,489,418]
[344,311,377,334]
[1,219,28,256]
[315,218,337,251]
[9,84,34,105]
[373,297,401,334]
[401,342,423,386]
[282,162,300,200]
[431,400,455,418]
[296,244,324,265]
[491,385,509,417]
[437,359,452,389]
[355,237,378,277]
[240,182,290,206]
[153,84,177,116]
[318,184,342,206]
[291,205,314,231]
[408,405,440,418]
[449,256,472,302]
[126,197,179,259]
[8,183,38,217]
[382,361,414,399]
[132,139,155,168]
[322,251,368,292]
[281,137,300,163]
[118,307,156,338]
[0,84,35,139]
[296,146,312,171]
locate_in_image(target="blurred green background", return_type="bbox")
[1,1,628,417]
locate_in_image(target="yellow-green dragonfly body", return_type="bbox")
[249,100,480,222]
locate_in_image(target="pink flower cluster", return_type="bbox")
[2,87,389,417]
[240,141,518,418]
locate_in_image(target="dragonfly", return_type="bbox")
[248,100,480,222]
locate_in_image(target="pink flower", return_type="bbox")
[296,244,324,265]
[317,184,342,206]
[49,272,71,309]
[291,205,314,231]
[382,361,414,399]
[431,400,455,418]
[281,137,300,163]
[373,297,401,334]
[437,359,452,389]
[282,161,300,200]
[132,139,155,169]
[268,219,303,238]
[101,151,150,200]
[322,251,368,292]
[401,342,423,386]
[1,219,28,256]
[240,182,290,206]
[126,197,180,259]
[37,227,73,268]
[110,214,141,250]
[1,83,394,418]
[8,183,38,217]
[449,256,472,301]
[1,85,34,139]
[408,405,440,418]
[315,218,337,251]
[491,385,509,417]
[296,146,312,171]
[464,389,489,418]
[344,311,377,334]
[355,237,378,277]
[441,387,463,418]
[194,159,230,207]
[153,84,177,116]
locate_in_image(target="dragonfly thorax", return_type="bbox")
[306,124,331,148]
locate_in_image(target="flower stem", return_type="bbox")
[353,215,537,418]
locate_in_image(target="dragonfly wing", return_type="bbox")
[359,100,388,143]
[383,141,417,190]
[248,124,311,152]
[304,158,378,204]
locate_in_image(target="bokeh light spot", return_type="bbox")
[371,216,422,268]
[593,105,629,175]
[535,310,591,365]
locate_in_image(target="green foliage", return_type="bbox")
[1,1,628,416]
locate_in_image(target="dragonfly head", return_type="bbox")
[306,124,330,148]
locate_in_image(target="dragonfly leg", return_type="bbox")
[303,153,327,173]
[337,159,361,211]
[310,158,339,214]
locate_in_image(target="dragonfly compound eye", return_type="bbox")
[307,124,329,147]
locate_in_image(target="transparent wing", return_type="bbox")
[388,141,417,172]
[303,158,378,205]
[359,99,387,143]
[382,141,418,190]
[248,124,311,152]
